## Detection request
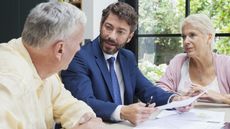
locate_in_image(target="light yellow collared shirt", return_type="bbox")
[0,38,95,129]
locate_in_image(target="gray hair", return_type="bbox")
[22,2,86,48]
[181,14,215,46]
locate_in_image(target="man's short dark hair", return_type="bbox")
[101,2,138,32]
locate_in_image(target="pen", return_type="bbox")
[145,96,153,107]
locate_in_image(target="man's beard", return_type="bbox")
[100,35,126,49]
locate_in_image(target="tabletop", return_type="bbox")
[105,102,230,129]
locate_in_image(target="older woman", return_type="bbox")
[157,14,230,104]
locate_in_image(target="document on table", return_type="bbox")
[156,109,225,123]
[134,119,224,129]
[134,109,225,129]
[156,90,206,110]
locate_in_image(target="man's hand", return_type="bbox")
[72,112,106,129]
[171,95,193,112]
[120,102,157,126]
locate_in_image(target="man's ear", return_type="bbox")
[127,32,134,43]
[53,41,64,61]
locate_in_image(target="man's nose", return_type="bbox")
[108,30,117,40]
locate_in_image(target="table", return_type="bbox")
[105,102,230,129]
[194,102,230,122]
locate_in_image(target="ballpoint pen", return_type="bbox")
[145,96,153,107]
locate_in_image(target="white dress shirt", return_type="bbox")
[103,52,124,121]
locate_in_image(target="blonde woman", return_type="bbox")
[157,14,230,104]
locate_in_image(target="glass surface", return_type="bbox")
[138,0,230,34]
[138,0,230,83]
[138,37,183,65]
[190,0,230,33]
[214,36,230,55]
[138,37,183,83]
[138,0,185,34]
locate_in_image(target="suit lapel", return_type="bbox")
[118,51,133,104]
[92,38,115,100]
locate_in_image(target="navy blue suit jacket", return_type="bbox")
[61,37,173,121]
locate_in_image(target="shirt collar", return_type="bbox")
[103,52,119,61]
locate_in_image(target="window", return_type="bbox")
[124,0,230,83]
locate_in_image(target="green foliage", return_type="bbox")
[139,0,183,34]
[190,0,230,55]
[139,0,184,64]
[211,0,230,55]
[215,37,230,55]
[138,61,167,83]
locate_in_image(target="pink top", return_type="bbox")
[156,53,230,94]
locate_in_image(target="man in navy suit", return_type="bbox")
[61,2,191,125]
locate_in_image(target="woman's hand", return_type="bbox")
[186,84,229,104]
[200,90,228,103]
[171,95,193,112]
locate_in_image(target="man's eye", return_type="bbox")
[117,31,125,35]
[105,25,113,31]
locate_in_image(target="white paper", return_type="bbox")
[157,90,206,110]
[156,109,225,123]
[134,119,224,129]
[134,109,225,129]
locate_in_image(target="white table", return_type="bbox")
[105,102,230,129]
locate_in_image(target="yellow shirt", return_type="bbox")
[0,38,95,129]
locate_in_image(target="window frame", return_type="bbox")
[121,0,230,62]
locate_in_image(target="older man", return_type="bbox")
[0,2,105,129]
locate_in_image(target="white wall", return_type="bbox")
[82,0,117,41]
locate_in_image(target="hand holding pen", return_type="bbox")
[120,101,157,125]
[145,96,154,107]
